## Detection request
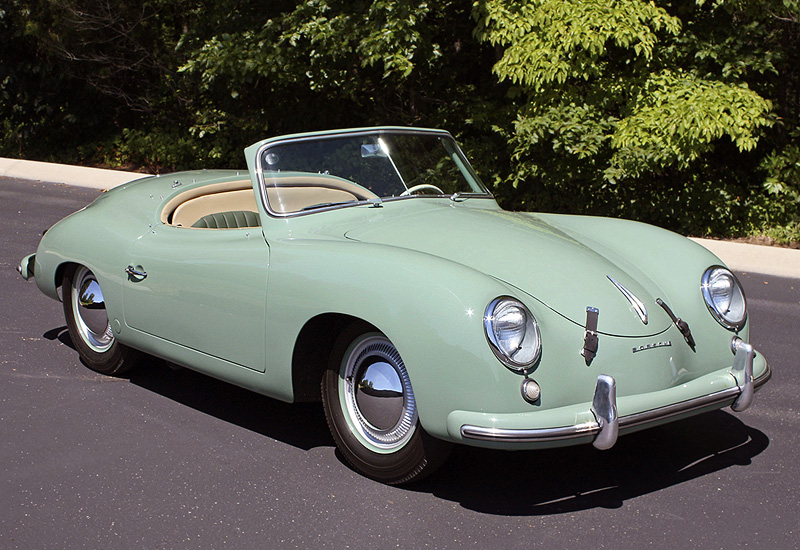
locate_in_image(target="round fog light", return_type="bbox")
[521,378,541,403]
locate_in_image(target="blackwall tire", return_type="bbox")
[62,265,140,376]
[321,322,451,484]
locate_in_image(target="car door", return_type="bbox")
[122,224,269,372]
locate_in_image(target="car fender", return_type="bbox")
[535,213,750,342]
[32,199,149,332]
[262,237,542,438]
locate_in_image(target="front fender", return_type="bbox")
[262,238,534,439]
[536,213,750,343]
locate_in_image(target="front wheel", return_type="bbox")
[321,323,451,484]
[62,265,140,376]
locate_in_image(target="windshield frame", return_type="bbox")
[252,127,493,218]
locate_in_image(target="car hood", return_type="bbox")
[344,203,672,337]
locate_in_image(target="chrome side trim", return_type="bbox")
[460,364,771,443]
[460,421,600,443]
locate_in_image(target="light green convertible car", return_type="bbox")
[19,127,770,484]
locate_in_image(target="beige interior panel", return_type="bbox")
[161,179,252,224]
[265,187,358,213]
[171,189,258,227]
[161,173,381,228]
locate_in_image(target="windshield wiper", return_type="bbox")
[301,200,357,211]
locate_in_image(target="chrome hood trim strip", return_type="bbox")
[608,275,648,325]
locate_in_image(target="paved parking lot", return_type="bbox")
[1,177,797,549]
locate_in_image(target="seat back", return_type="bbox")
[191,210,261,229]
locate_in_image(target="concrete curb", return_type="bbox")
[690,238,800,279]
[0,157,147,190]
[3,156,799,279]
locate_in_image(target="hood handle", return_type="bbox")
[656,298,696,351]
[581,307,600,366]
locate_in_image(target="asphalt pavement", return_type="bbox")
[1,171,799,549]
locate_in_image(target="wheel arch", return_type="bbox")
[54,261,78,296]
[267,238,525,438]
[291,313,377,402]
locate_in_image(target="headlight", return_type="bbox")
[701,266,747,331]
[484,297,541,371]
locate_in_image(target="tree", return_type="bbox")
[472,0,776,235]
[2,0,798,240]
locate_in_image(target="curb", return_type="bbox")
[689,238,800,279]
[3,156,799,279]
[0,157,147,190]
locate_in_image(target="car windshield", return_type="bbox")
[257,130,490,215]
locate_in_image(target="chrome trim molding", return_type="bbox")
[460,421,600,444]
[590,375,618,450]
[461,364,771,444]
[253,128,493,219]
[701,266,748,331]
[483,296,542,372]
[730,340,755,412]
[607,276,648,325]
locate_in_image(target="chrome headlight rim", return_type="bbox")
[483,296,542,372]
[701,265,747,331]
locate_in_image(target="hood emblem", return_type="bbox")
[632,341,671,353]
[607,276,648,325]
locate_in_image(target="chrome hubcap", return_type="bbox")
[72,267,114,353]
[341,335,417,451]
[355,359,405,431]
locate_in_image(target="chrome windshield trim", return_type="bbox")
[460,364,771,443]
[253,128,492,218]
[377,194,494,205]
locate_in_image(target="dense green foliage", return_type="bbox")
[1,0,798,241]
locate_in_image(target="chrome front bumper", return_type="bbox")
[460,341,771,449]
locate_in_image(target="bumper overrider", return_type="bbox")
[18,253,36,281]
[456,340,770,449]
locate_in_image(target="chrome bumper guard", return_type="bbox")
[17,253,36,281]
[461,343,770,449]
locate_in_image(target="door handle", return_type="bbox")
[125,265,147,279]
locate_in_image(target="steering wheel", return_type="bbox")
[399,184,445,196]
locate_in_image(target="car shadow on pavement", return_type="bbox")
[413,410,769,515]
[43,326,75,351]
[126,360,334,451]
[45,327,334,451]
[45,325,771,511]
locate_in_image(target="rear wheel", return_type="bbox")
[62,265,140,375]
[321,323,451,484]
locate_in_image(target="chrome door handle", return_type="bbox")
[125,265,147,279]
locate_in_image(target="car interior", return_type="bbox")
[160,175,377,228]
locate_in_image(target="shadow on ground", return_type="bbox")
[128,360,334,452]
[413,410,768,515]
[46,326,770,516]
[43,326,74,351]
[44,326,333,451]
